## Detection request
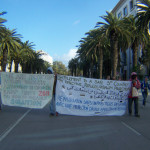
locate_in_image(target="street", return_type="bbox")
[0,95,150,150]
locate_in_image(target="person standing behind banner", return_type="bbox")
[128,72,141,117]
[47,67,58,116]
[141,76,150,107]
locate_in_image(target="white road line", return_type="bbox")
[0,109,31,142]
[121,121,141,136]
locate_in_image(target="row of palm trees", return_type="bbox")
[68,0,150,79]
[0,12,49,73]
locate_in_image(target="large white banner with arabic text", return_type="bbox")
[56,75,131,116]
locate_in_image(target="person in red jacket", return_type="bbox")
[128,72,141,117]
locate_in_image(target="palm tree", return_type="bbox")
[19,41,35,73]
[124,15,148,69]
[96,11,131,78]
[78,29,109,79]
[0,27,21,71]
[139,38,150,74]
[31,50,45,74]
[0,11,7,26]
[68,58,78,76]
[10,45,27,73]
[77,37,95,78]
[136,0,150,33]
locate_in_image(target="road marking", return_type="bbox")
[121,121,141,136]
[0,109,31,142]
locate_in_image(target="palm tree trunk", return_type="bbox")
[98,45,103,79]
[132,40,138,69]
[8,59,13,72]
[14,60,19,73]
[111,35,118,78]
[2,48,8,71]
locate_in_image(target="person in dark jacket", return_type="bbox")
[47,67,58,116]
[128,72,141,117]
[141,76,150,106]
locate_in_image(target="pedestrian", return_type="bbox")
[141,76,150,106]
[128,72,141,117]
[47,67,58,116]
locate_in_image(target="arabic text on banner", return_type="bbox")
[56,75,131,116]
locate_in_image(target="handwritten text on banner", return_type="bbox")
[56,75,131,116]
[1,72,54,109]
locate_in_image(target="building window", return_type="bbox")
[118,12,122,19]
[124,6,128,16]
[130,0,134,11]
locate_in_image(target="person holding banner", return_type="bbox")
[128,72,141,117]
[141,76,150,107]
[47,67,58,116]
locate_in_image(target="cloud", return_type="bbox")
[73,20,80,25]
[53,49,77,66]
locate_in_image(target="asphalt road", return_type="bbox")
[0,96,150,150]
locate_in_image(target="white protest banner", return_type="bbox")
[1,72,54,109]
[56,75,131,116]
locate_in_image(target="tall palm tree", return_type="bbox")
[77,37,96,78]
[139,37,150,75]
[0,11,7,69]
[68,58,78,76]
[31,50,45,74]
[0,27,21,71]
[96,11,131,78]
[136,0,150,33]
[124,15,148,69]
[19,41,35,73]
[10,45,26,73]
[79,29,109,79]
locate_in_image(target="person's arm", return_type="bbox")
[148,82,150,90]
[135,79,141,89]
[141,82,144,89]
[53,74,57,95]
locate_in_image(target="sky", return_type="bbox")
[0,0,119,66]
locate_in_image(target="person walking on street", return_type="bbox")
[141,76,150,106]
[128,72,141,117]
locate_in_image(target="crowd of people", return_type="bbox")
[0,69,149,118]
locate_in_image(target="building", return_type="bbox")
[112,0,145,79]
[37,50,53,65]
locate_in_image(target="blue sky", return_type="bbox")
[0,0,119,65]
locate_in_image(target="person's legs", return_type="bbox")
[145,92,148,106]
[128,98,133,115]
[134,97,140,117]
[142,92,146,106]
[0,93,1,111]
[50,95,55,116]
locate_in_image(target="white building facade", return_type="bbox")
[112,0,144,79]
